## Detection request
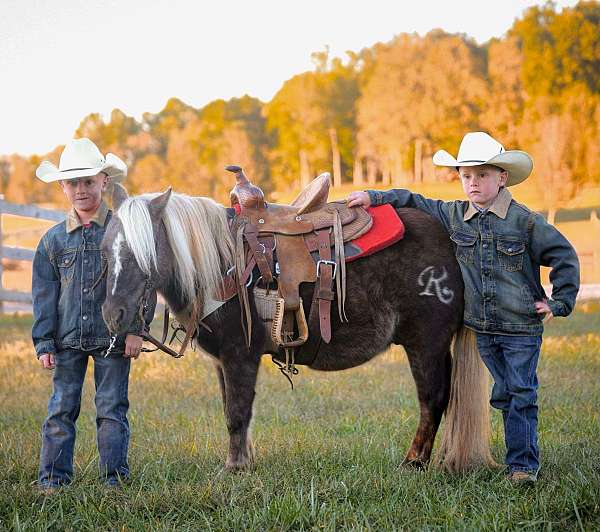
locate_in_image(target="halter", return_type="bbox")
[100,225,204,358]
[103,274,193,358]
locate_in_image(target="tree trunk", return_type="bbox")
[329,128,342,188]
[392,152,403,186]
[353,156,364,186]
[381,162,391,186]
[299,149,310,188]
[414,138,423,184]
[366,159,377,185]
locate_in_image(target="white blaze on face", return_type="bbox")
[111,232,125,295]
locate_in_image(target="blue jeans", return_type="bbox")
[475,333,542,475]
[38,349,131,487]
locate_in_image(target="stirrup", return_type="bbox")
[271,297,309,348]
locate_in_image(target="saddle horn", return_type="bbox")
[227,165,266,210]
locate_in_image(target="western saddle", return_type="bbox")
[227,165,372,368]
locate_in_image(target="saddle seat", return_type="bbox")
[227,165,373,359]
[228,165,371,240]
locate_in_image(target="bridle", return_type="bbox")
[100,223,206,359]
[137,277,187,358]
[102,273,199,359]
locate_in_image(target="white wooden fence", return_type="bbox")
[0,199,65,312]
[1,199,599,313]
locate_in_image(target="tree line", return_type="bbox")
[1,1,598,210]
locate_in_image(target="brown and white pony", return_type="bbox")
[101,184,495,472]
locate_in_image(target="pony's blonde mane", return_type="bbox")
[117,192,234,310]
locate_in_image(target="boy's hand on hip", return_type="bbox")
[347,191,371,208]
[124,334,143,359]
[535,300,554,323]
[39,353,55,370]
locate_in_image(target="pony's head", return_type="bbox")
[101,183,234,336]
[101,183,172,335]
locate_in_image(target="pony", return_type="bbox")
[101,183,495,472]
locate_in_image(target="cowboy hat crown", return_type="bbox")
[36,138,127,183]
[433,132,533,186]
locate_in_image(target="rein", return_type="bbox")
[99,266,205,359]
[130,277,207,359]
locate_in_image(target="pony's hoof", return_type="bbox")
[224,459,252,473]
[401,457,428,470]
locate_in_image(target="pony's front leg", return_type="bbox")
[220,352,260,471]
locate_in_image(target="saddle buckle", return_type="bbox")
[316,259,337,280]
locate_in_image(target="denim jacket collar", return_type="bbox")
[66,201,109,233]
[463,187,512,221]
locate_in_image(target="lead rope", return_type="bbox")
[103,335,117,358]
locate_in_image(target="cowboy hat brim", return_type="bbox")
[36,153,127,183]
[432,149,533,187]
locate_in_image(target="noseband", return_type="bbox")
[101,274,187,359]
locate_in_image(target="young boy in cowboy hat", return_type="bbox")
[347,132,580,483]
[32,138,155,490]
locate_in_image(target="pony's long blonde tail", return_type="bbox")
[434,326,498,472]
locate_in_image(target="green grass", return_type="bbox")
[1,304,599,530]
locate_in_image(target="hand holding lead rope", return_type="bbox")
[103,335,117,358]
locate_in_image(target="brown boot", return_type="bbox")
[507,470,537,483]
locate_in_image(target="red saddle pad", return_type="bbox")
[345,204,405,262]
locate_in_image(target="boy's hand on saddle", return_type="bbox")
[124,334,143,359]
[39,353,55,370]
[347,191,371,208]
[535,300,554,323]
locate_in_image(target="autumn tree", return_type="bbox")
[480,35,525,146]
[356,30,488,186]
[142,97,199,157]
[512,1,600,217]
[3,1,598,210]
[265,52,359,193]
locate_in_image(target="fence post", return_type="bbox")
[0,205,4,314]
[592,210,600,282]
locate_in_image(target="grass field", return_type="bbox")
[0,303,599,530]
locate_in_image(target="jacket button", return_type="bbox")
[83,287,89,293]
[82,315,88,321]
[84,259,89,264]
[482,243,488,248]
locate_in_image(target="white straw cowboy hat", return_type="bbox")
[35,138,127,183]
[433,132,533,186]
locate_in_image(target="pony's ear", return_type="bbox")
[112,183,129,211]
[148,187,172,219]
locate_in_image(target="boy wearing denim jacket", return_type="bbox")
[32,138,155,489]
[348,132,580,482]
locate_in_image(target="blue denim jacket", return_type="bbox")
[368,188,580,335]
[31,201,155,357]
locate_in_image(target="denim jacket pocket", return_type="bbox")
[497,238,525,272]
[57,251,77,282]
[450,231,477,265]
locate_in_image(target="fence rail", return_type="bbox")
[1,199,599,312]
[0,199,65,310]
